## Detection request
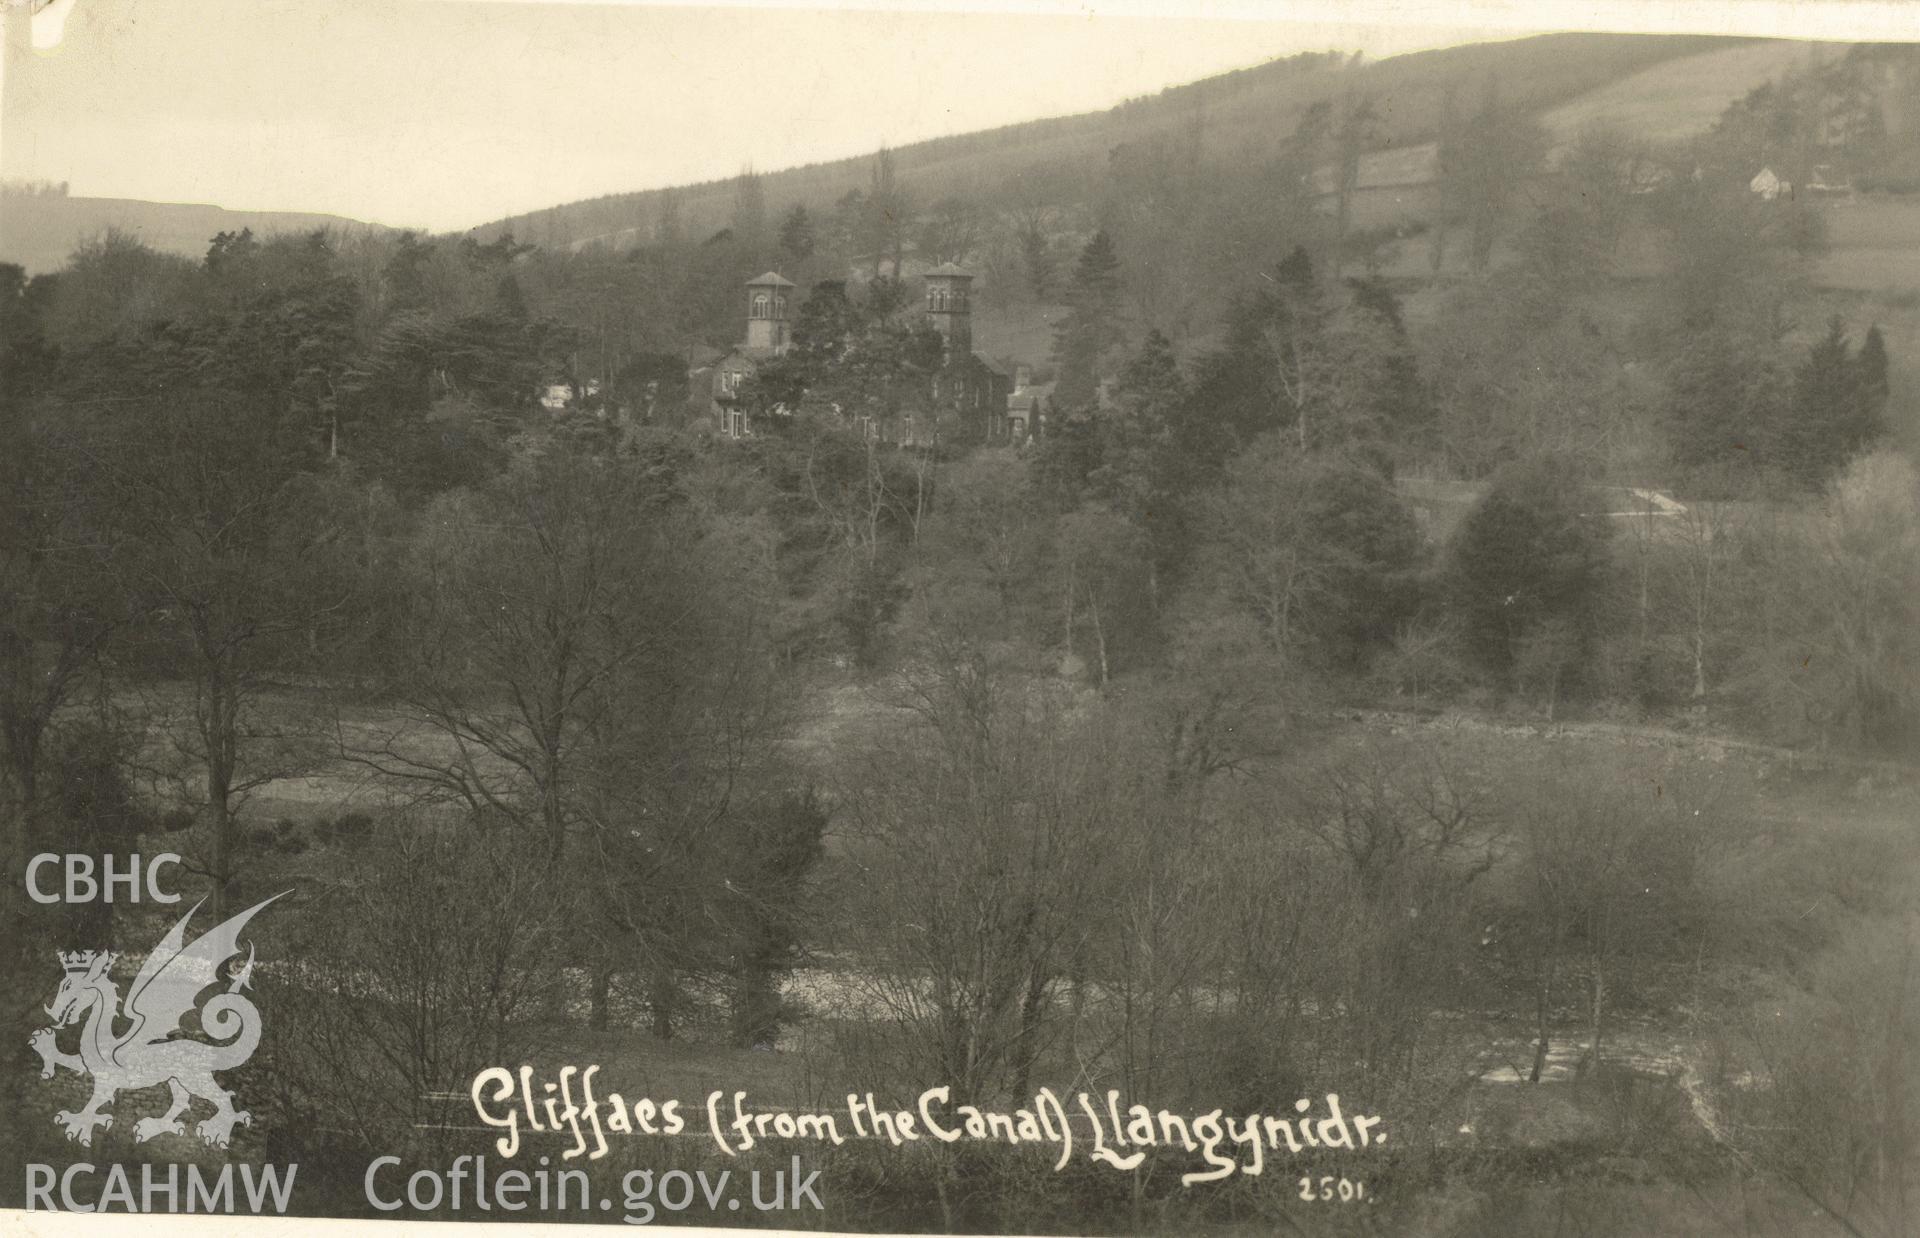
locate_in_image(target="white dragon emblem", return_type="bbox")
[30,893,285,1149]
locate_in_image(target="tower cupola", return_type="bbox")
[744,271,796,355]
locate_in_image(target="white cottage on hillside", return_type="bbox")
[1749,167,1791,201]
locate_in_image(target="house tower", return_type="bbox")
[923,263,974,359]
[744,271,795,355]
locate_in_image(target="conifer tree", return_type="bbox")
[1052,230,1124,408]
[1785,317,1891,487]
[778,205,817,264]
[1857,323,1890,407]
[1450,456,1611,687]
[1093,330,1190,567]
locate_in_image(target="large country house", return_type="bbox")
[691,266,1019,444]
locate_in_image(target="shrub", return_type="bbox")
[332,811,374,840]
[1448,456,1612,693]
[150,807,196,835]
[1727,451,1920,753]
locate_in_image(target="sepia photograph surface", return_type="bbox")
[2,2,1917,1234]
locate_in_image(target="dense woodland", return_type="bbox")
[3,37,1918,1237]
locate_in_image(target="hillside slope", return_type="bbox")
[472,32,1748,252]
[1539,38,1820,140]
[0,194,393,275]
[1327,38,1820,196]
[1319,39,1829,245]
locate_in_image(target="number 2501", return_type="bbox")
[1298,1176,1365,1202]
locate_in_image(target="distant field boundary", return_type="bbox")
[1341,706,1920,779]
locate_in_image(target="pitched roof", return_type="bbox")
[923,262,975,279]
[746,271,796,288]
[1008,381,1055,412]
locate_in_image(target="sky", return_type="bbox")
[0,0,1907,232]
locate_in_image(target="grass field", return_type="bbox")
[1539,40,1815,142]
[1819,199,1920,307]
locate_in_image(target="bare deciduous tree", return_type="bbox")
[103,392,348,920]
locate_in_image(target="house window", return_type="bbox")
[720,370,743,395]
[752,294,769,318]
[774,296,787,317]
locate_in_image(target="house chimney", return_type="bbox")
[1014,364,1032,390]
